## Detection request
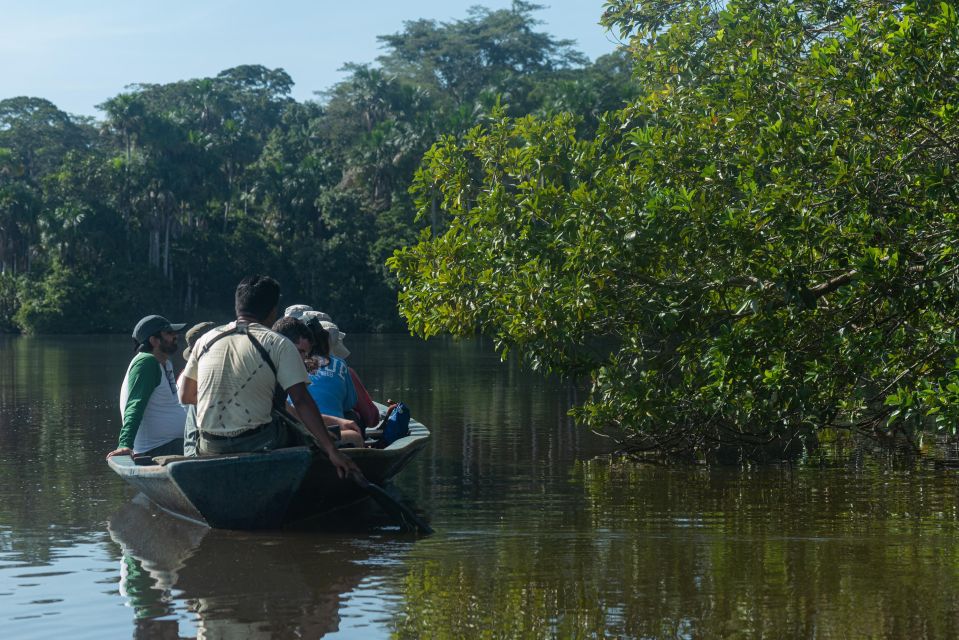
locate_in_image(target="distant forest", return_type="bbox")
[0,2,634,333]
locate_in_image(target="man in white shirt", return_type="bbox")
[178,275,356,478]
[106,314,187,459]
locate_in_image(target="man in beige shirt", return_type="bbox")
[178,275,356,478]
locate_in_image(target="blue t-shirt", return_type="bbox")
[305,356,357,418]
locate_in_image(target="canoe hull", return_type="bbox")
[107,417,430,530]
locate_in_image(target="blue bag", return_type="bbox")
[382,402,411,446]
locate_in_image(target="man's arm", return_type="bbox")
[288,382,359,478]
[322,413,362,434]
[281,402,358,435]
[107,356,161,459]
[178,375,198,405]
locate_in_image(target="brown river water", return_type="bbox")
[1,334,959,639]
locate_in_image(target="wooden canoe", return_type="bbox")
[106,412,430,530]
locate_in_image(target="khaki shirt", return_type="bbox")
[182,322,309,436]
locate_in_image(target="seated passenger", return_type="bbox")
[177,276,357,480]
[179,321,216,457]
[282,306,379,432]
[272,317,365,449]
[107,315,187,460]
[314,319,378,432]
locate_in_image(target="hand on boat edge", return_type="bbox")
[106,447,133,460]
[327,446,360,479]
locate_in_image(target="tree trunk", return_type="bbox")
[163,216,171,280]
[184,272,192,311]
[150,229,160,269]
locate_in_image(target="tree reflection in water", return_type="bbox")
[6,336,959,639]
[108,495,379,639]
[392,459,959,639]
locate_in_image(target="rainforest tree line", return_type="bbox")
[8,0,957,456]
[0,1,634,334]
[391,0,959,457]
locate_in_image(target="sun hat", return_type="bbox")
[285,305,332,324]
[132,315,186,344]
[284,304,313,319]
[301,310,331,323]
[182,321,216,360]
[320,320,350,359]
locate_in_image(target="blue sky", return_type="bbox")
[0,1,622,118]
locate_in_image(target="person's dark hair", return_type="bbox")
[271,316,313,345]
[299,315,326,356]
[134,332,161,354]
[235,275,281,321]
[312,326,330,358]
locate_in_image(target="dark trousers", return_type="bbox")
[140,438,185,458]
[197,420,301,455]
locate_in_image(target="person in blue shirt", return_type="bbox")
[306,334,357,418]
[272,317,365,448]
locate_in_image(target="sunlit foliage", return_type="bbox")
[391,1,959,457]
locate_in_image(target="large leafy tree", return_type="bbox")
[312,3,604,328]
[378,0,586,114]
[391,1,959,458]
[0,98,93,275]
[97,65,294,300]
[0,5,640,334]
[322,64,434,212]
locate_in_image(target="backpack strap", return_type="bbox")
[241,324,288,411]
[196,323,241,361]
[196,321,287,412]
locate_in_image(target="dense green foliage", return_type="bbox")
[0,2,634,333]
[391,1,959,457]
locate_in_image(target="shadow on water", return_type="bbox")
[108,495,385,639]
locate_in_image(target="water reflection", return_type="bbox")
[5,335,959,639]
[394,459,959,639]
[108,496,378,638]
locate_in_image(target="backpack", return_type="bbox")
[380,402,411,447]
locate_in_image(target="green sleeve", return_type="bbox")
[118,354,162,449]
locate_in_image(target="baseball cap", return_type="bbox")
[132,315,186,344]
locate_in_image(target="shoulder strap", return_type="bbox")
[195,321,287,411]
[241,324,278,376]
[196,324,241,362]
[244,326,288,411]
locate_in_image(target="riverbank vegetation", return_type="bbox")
[391,1,959,458]
[0,1,635,334]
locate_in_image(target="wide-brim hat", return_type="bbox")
[301,310,332,324]
[133,315,186,344]
[320,320,350,359]
[284,304,313,319]
[182,321,216,360]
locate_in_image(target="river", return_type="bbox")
[1,334,958,639]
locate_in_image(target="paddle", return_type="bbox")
[274,410,434,535]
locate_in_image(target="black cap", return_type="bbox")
[132,315,186,344]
